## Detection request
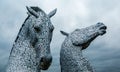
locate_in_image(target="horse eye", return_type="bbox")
[34,26,40,32]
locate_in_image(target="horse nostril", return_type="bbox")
[40,57,44,63]
[97,22,104,27]
[104,26,107,29]
[40,55,52,63]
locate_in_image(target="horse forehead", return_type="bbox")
[40,18,54,28]
[34,16,52,26]
[41,20,53,28]
[29,12,53,28]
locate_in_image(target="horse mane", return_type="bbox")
[14,15,30,42]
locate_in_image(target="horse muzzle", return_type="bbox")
[40,55,52,70]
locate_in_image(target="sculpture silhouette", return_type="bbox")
[6,6,57,72]
[60,22,107,72]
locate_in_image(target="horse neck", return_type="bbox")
[10,21,31,55]
[7,25,40,72]
[63,37,83,57]
[6,14,47,72]
[61,43,94,72]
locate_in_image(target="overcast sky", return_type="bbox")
[0,0,120,72]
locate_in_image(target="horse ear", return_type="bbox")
[60,30,69,36]
[26,6,39,18]
[48,8,57,18]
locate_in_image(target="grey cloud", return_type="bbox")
[0,0,120,72]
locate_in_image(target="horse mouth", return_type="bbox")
[40,56,52,70]
[99,25,107,35]
[40,62,50,70]
[100,25,107,30]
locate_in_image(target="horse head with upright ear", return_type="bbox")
[6,6,57,72]
[60,22,107,50]
[60,22,107,72]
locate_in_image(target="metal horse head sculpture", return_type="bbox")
[60,22,107,72]
[6,6,57,72]
[61,22,107,50]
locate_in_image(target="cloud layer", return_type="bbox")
[0,0,120,72]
